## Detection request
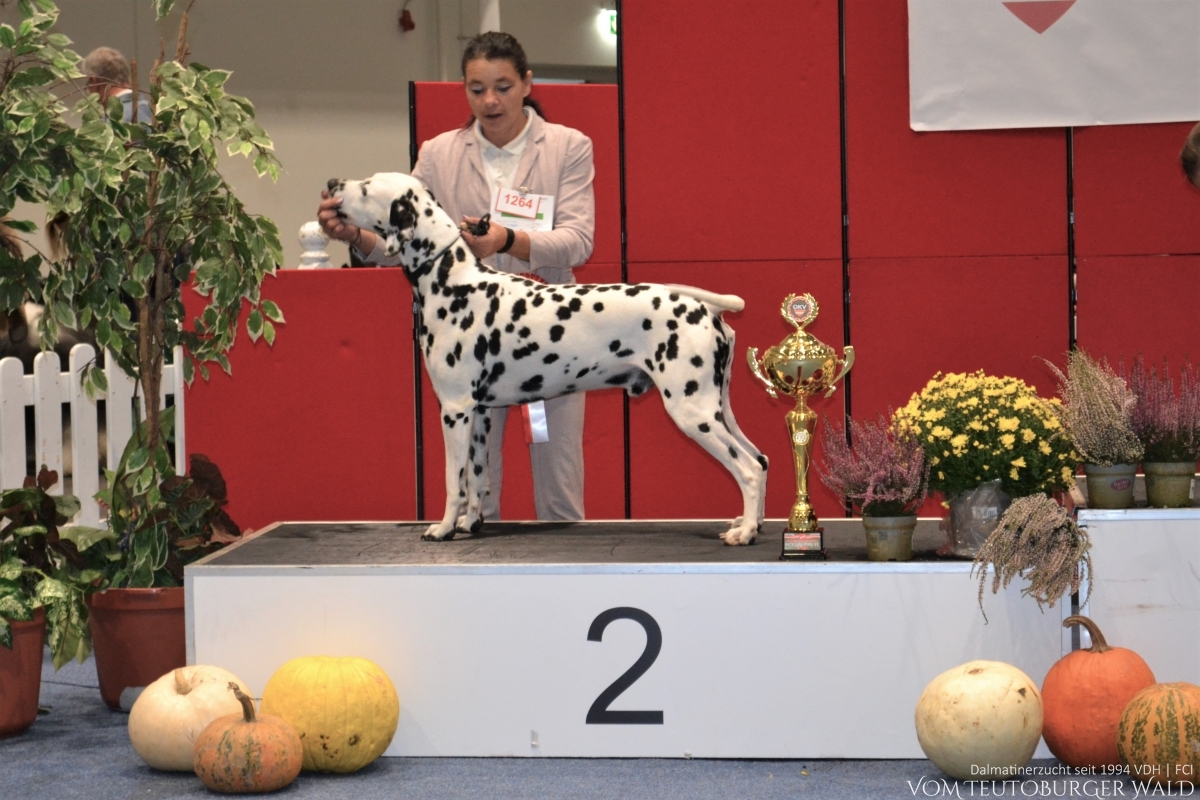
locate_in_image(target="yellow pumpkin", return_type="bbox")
[259,656,399,773]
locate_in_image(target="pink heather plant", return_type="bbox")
[818,414,930,517]
[1127,356,1200,463]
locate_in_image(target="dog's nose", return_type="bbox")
[327,178,340,193]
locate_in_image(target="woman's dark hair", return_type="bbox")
[461,31,546,121]
[1183,121,1200,189]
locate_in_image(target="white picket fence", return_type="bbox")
[0,344,185,527]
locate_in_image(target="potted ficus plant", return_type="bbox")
[1127,356,1200,508]
[0,0,282,707]
[1045,351,1143,509]
[0,467,111,735]
[817,414,930,561]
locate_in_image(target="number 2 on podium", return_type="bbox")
[585,607,664,725]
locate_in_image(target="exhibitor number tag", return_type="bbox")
[490,188,555,232]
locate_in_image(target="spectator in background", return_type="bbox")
[1180,122,1200,189]
[83,46,152,123]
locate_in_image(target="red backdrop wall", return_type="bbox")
[185,2,1200,530]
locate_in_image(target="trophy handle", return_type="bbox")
[746,347,778,399]
[824,345,855,398]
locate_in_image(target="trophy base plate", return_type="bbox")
[780,528,827,561]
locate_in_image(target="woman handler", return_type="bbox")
[318,32,595,522]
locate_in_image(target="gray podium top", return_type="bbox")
[196,518,954,568]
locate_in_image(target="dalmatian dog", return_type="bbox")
[329,173,768,545]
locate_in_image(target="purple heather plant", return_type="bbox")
[1127,356,1200,463]
[817,414,930,517]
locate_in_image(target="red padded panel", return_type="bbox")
[626,260,846,521]
[411,82,620,266]
[1077,256,1200,365]
[419,263,626,521]
[184,270,416,530]
[844,0,1066,258]
[849,256,1068,421]
[620,0,841,263]
[1074,123,1200,257]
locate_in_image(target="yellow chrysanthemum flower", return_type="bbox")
[1010,468,1020,480]
[998,417,1020,432]
[1021,428,1037,443]
[1039,441,1052,455]
[1000,433,1016,448]
[950,434,969,448]
[1011,457,1027,468]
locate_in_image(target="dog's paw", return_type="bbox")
[455,513,484,534]
[422,522,457,542]
[720,524,758,546]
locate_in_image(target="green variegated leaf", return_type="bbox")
[246,308,262,341]
[155,0,177,21]
[262,319,276,346]
[58,525,116,551]
[0,560,22,581]
[52,493,80,520]
[0,618,10,649]
[0,593,32,622]
[33,576,68,602]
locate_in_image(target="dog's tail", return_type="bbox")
[663,284,745,313]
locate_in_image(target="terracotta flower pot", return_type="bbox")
[87,587,186,710]
[0,607,46,738]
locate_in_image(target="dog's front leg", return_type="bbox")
[424,403,476,541]
[459,410,491,532]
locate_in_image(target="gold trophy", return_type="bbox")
[747,294,854,560]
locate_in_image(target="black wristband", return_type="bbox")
[497,226,516,254]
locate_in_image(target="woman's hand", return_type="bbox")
[461,216,507,259]
[318,190,373,251]
[461,216,531,261]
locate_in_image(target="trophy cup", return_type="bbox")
[747,294,854,560]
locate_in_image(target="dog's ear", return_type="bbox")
[384,197,417,256]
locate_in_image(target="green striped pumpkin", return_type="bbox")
[1117,682,1200,787]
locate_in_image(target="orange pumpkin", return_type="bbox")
[1040,615,1155,770]
[1118,682,1200,787]
[193,683,303,794]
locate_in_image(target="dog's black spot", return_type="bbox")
[686,306,707,325]
[642,318,652,330]
[575,286,592,295]
[593,302,604,312]
[455,246,465,261]
[443,414,455,427]
[513,342,540,360]
[488,328,501,356]
[473,463,483,476]
[666,333,679,361]
[485,297,501,327]
[684,380,699,396]
[551,293,564,302]
[669,293,679,301]
[597,285,612,292]
[713,336,731,387]
[521,375,544,393]
[667,319,678,330]
[426,208,434,217]
[460,311,474,331]
[664,389,671,398]
[644,358,655,372]
[728,446,739,460]
[505,323,514,333]
[609,340,621,352]
[652,297,661,310]
[532,294,545,307]
[673,304,688,318]
[576,367,590,379]
[474,334,488,362]
[566,384,576,392]
[437,307,447,319]
[550,325,564,342]
[715,410,726,424]
[654,342,666,363]
[511,298,527,322]
[699,423,710,433]
[712,316,725,334]
[518,327,531,338]
[757,455,769,471]
[625,285,648,297]
[691,356,704,367]
[543,353,559,364]
[486,283,500,298]
[617,349,634,357]
[446,352,457,367]
[449,296,469,314]
[605,374,627,386]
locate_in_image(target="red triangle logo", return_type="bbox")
[1003,0,1076,34]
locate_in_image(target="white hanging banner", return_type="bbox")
[908,0,1200,131]
[521,401,549,444]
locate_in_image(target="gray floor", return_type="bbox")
[0,652,1139,799]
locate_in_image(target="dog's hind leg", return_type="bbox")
[716,330,768,527]
[424,402,476,541]
[660,385,766,546]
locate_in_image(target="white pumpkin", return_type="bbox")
[915,660,1043,780]
[128,665,253,771]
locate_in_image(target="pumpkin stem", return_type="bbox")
[173,668,190,695]
[1063,614,1112,653]
[228,682,256,723]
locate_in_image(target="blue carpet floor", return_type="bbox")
[0,653,1142,799]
